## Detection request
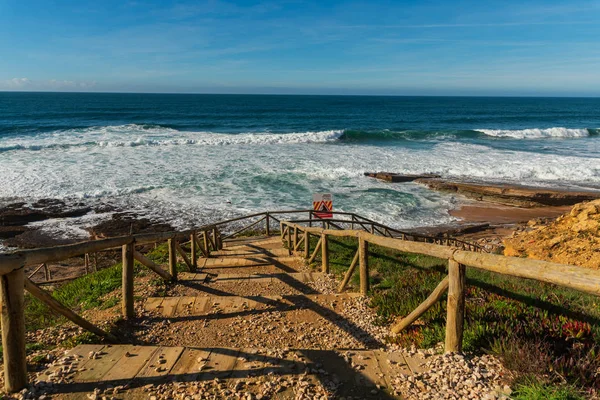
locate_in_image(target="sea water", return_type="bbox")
[1,93,599,239]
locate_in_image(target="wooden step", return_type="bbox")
[38,345,422,399]
[144,293,362,316]
[204,272,325,284]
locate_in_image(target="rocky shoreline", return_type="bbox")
[365,172,600,207]
[0,199,175,250]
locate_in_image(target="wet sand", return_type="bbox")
[450,202,572,224]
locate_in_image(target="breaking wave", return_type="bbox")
[1,124,598,154]
[475,127,596,139]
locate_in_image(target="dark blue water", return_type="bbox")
[0,93,599,238]
[1,92,599,135]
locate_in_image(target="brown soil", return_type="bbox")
[503,200,600,269]
[450,203,572,225]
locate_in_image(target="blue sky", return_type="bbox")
[1,0,599,96]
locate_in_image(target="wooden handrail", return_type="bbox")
[281,219,600,355]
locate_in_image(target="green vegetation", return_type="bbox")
[25,244,175,333]
[512,377,585,400]
[25,262,124,331]
[309,236,600,394]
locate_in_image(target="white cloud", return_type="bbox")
[2,77,32,89]
[0,78,97,91]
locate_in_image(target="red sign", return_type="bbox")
[313,193,333,218]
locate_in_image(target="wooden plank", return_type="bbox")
[350,350,386,388]
[170,348,212,380]
[175,297,197,315]
[144,297,164,313]
[193,297,211,315]
[161,297,181,317]
[200,348,240,379]
[40,344,105,380]
[136,346,185,379]
[102,346,159,381]
[373,350,411,389]
[453,250,600,297]
[362,231,456,260]
[74,345,133,382]
[234,348,266,378]
[404,354,427,375]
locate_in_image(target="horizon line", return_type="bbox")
[1,90,599,99]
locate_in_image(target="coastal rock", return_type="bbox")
[0,199,92,248]
[503,199,600,269]
[364,172,441,183]
[414,179,600,208]
[87,212,174,238]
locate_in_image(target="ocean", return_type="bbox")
[1,93,599,240]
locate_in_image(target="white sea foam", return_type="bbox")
[0,124,344,153]
[1,124,600,238]
[475,127,589,139]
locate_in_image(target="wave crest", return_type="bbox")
[475,127,592,139]
[0,124,344,153]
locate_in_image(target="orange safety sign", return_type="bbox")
[312,193,333,219]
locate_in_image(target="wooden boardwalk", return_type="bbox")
[40,344,426,398]
[36,236,427,399]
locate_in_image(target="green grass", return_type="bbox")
[513,378,585,400]
[25,262,124,331]
[307,236,600,391]
[25,242,188,333]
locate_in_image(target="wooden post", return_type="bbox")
[122,243,134,319]
[309,212,313,227]
[217,228,223,250]
[304,231,310,259]
[133,251,172,281]
[359,238,369,295]
[212,228,219,251]
[0,267,27,392]
[84,253,90,274]
[287,226,292,254]
[203,231,210,257]
[338,249,360,293]
[293,227,298,253]
[175,241,193,271]
[391,276,449,334]
[308,237,322,264]
[24,278,118,342]
[168,239,178,281]
[445,260,466,352]
[190,232,197,272]
[321,233,329,273]
[44,263,51,280]
[265,213,271,236]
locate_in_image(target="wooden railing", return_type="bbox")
[0,209,481,392]
[279,220,600,358]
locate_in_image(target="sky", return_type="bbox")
[0,0,599,96]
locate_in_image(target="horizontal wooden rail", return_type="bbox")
[280,219,600,356]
